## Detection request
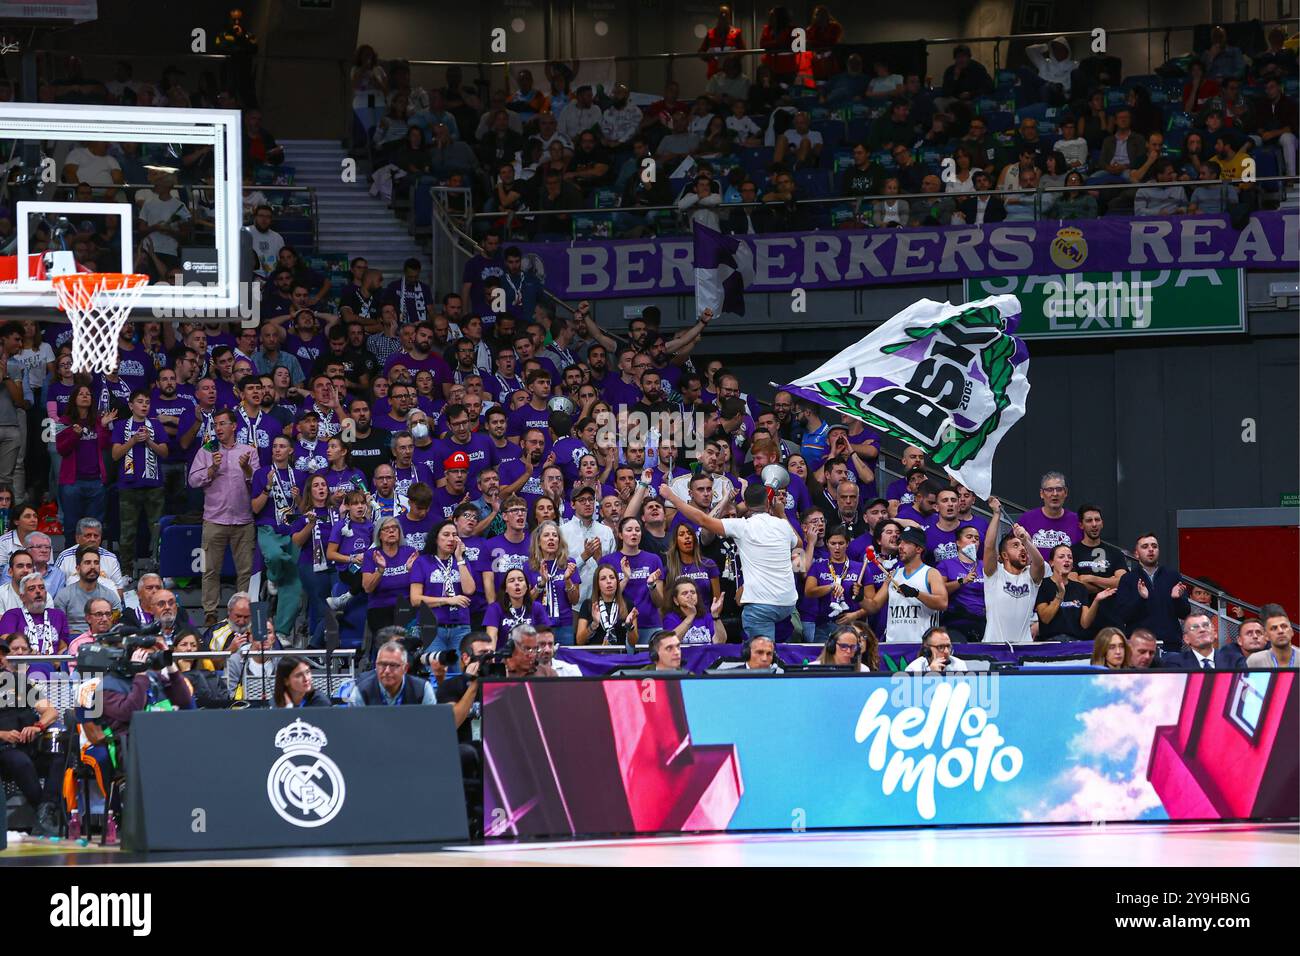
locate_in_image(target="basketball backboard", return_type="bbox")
[0,101,242,315]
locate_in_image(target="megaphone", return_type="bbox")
[760,464,790,490]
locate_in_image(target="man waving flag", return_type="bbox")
[781,295,1031,498]
[693,221,752,317]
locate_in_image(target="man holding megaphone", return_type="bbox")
[658,464,802,640]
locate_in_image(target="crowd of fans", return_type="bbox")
[351,13,1297,236]
[0,19,1296,841]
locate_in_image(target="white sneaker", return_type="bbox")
[326,593,353,612]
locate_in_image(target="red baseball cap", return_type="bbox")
[444,451,470,471]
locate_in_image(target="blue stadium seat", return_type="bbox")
[812,118,846,146]
[1124,74,1162,88]
[159,522,264,580]
[1254,149,1281,195]
[844,118,869,146]
[986,111,1015,132]
[795,169,831,199]
[1164,127,1187,149]
[738,146,774,168]
[1016,102,1049,122]
[277,215,314,252]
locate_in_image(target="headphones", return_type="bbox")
[825,628,861,665]
[740,635,772,663]
[648,630,671,664]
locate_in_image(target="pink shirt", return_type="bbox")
[187,440,257,524]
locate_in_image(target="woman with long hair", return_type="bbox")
[273,655,331,708]
[1039,149,1071,189]
[1180,131,1208,179]
[323,435,366,504]
[853,621,881,671]
[411,519,477,654]
[175,631,232,709]
[530,495,558,529]
[361,515,420,636]
[575,564,638,647]
[804,525,867,642]
[54,382,116,531]
[526,520,580,645]
[1037,544,1115,641]
[814,623,870,671]
[599,516,665,630]
[1090,626,1130,669]
[944,146,977,193]
[1054,170,1098,220]
[663,578,724,644]
[483,567,552,647]
[663,522,721,615]
[290,473,338,649]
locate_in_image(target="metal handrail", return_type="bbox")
[10,649,358,665]
[464,173,1296,220]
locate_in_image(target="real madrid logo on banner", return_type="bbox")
[266,719,346,828]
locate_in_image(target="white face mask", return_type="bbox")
[960,543,979,561]
[410,422,430,440]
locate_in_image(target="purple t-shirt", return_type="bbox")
[885,477,915,507]
[937,556,986,616]
[252,465,303,530]
[599,550,665,628]
[507,403,551,439]
[1018,508,1080,559]
[896,503,935,528]
[862,558,893,640]
[663,609,716,645]
[552,436,589,483]
[287,332,327,370]
[150,392,196,458]
[483,533,531,590]
[361,545,419,608]
[414,552,472,626]
[483,600,552,646]
[0,607,69,656]
[110,416,167,488]
[797,544,831,621]
[429,486,470,521]
[497,457,545,508]
[383,351,453,390]
[390,463,427,500]
[431,433,495,487]
[491,439,523,468]
[397,510,438,552]
[233,408,279,467]
[674,559,719,610]
[114,344,157,393]
[486,372,523,405]
[290,508,339,571]
[458,536,489,617]
[327,517,374,571]
[602,378,641,411]
[925,520,975,564]
[524,560,581,626]
[46,380,76,419]
[323,466,367,499]
[808,557,865,625]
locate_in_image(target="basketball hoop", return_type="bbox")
[52,273,150,374]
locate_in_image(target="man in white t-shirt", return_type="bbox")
[136,175,192,272]
[244,204,284,277]
[660,480,800,639]
[982,496,1045,643]
[63,141,125,199]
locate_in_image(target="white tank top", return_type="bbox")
[885,561,940,643]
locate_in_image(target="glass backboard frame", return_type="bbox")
[0,101,242,313]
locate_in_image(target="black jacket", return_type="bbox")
[1115,565,1191,652]
[1163,647,1236,671]
[956,194,1007,224]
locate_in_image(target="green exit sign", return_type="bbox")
[1282,494,1299,507]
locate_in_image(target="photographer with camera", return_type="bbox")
[96,630,196,748]
[0,636,61,836]
[349,639,437,706]
[223,618,280,701]
[434,631,494,744]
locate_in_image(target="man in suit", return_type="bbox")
[955,169,1006,225]
[1165,610,1232,670]
[1126,628,1165,668]
[1218,617,1266,669]
[1114,533,1191,652]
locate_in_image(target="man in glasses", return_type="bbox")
[904,625,969,673]
[505,624,556,678]
[1016,470,1080,560]
[1167,610,1230,670]
[349,639,437,705]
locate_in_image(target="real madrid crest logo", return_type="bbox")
[1049,226,1088,270]
[266,718,346,828]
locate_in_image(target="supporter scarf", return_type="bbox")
[430,554,457,597]
[397,278,429,325]
[21,608,58,654]
[312,403,340,438]
[237,406,267,452]
[123,417,160,481]
[268,466,298,527]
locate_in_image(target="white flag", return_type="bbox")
[782,294,1030,498]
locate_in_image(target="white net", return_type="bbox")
[53,273,150,374]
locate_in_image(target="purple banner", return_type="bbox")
[518,212,1297,299]
[555,641,1094,675]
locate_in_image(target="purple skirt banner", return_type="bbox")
[516,212,1298,299]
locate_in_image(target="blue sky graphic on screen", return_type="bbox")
[679,674,1186,829]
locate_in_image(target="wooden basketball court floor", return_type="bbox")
[4,821,1297,867]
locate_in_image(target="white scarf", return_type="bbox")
[21,608,58,654]
[122,417,160,481]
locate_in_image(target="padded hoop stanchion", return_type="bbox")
[52,273,150,374]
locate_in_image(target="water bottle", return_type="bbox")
[67,809,81,841]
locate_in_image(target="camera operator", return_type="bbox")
[349,639,437,706]
[98,634,196,748]
[0,636,61,836]
[434,631,494,744]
